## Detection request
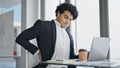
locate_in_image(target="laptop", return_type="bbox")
[88,37,110,61]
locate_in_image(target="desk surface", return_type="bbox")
[40,58,120,68]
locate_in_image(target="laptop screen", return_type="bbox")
[88,37,110,61]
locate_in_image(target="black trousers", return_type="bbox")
[32,63,76,68]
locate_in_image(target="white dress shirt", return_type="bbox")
[46,19,70,68]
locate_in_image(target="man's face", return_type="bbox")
[56,10,73,28]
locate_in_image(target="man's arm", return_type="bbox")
[15,20,41,55]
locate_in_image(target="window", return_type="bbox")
[0,3,21,68]
[70,0,100,53]
[45,0,60,20]
[109,0,120,58]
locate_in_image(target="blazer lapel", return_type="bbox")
[51,20,56,52]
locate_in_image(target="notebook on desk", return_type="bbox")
[87,37,110,61]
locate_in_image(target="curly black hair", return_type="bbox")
[55,3,78,20]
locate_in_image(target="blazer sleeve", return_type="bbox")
[15,20,42,55]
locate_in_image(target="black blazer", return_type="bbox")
[16,19,78,68]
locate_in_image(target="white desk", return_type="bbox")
[40,58,120,68]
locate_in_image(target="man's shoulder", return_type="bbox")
[33,19,55,29]
[34,19,55,28]
[36,19,54,23]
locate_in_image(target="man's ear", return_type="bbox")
[56,12,60,17]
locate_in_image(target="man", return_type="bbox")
[16,3,78,68]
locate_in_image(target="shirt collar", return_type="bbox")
[54,19,61,27]
[54,19,66,29]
